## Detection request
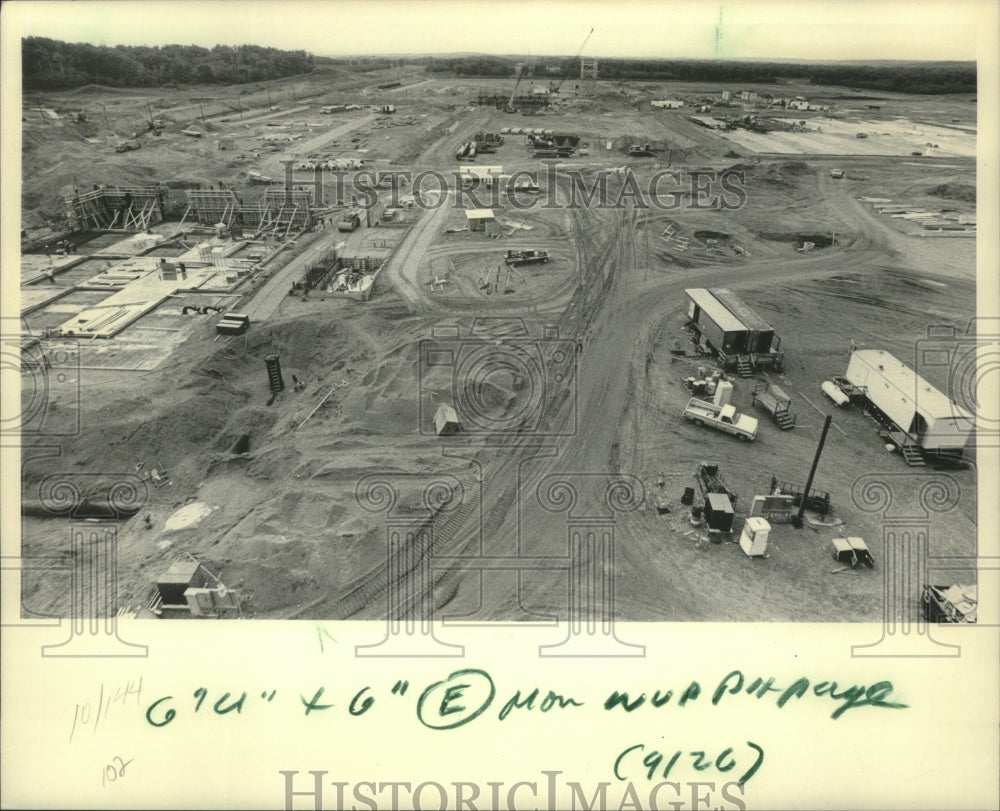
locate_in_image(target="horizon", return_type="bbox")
[3,0,989,62]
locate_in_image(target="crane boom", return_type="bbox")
[507,62,528,111]
[553,27,594,93]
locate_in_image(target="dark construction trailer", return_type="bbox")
[685,288,784,373]
[710,288,780,355]
[685,288,749,355]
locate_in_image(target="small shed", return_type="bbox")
[465,209,496,233]
[434,404,462,435]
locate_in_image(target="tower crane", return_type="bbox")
[551,27,594,94]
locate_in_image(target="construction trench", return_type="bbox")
[17,74,979,625]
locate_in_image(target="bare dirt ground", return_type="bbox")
[19,70,978,623]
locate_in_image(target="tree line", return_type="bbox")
[421,56,976,95]
[22,38,315,91]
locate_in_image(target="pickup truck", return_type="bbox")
[683,398,759,441]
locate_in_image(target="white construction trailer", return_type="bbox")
[845,349,974,453]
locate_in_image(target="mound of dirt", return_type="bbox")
[754,160,813,189]
[926,183,975,203]
[213,405,279,452]
[779,161,811,175]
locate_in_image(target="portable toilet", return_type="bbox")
[739,517,771,557]
[713,380,734,407]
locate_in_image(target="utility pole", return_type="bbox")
[794,414,832,528]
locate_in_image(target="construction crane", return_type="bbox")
[551,27,594,94]
[506,62,530,113]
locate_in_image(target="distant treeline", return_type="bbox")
[22,37,315,91]
[423,56,976,94]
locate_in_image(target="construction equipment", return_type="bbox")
[427,275,450,291]
[550,27,594,94]
[505,249,549,266]
[751,381,796,429]
[830,375,866,404]
[683,398,759,441]
[474,131,504,148]
[501,263,526,294]
[114,139,141,153]
[455,142,477,161]
[694,463,739,508]
[506,63,529,113]
[830,537,875,569]
[337,211,361,232]
[922,584,976,623]
[216,312,250,336]
[148,555,242,618]
[769,475,831,515]
[478,264,499,294]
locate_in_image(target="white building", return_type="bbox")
[845,349,974,452]
[651,99,685,109]
[457,166,504,189]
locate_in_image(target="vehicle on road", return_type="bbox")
[505,249,549,266]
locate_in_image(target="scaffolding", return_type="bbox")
[580,58,598,80]
[66,187,166,231]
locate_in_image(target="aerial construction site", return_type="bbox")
[15,50,980,626]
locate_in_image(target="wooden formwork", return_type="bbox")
[251,189,313,237]
[66,187,166,231]
[185,189,243,226]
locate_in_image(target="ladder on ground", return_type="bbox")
[736,355,754,378]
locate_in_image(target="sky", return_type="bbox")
[2,0,989,61]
